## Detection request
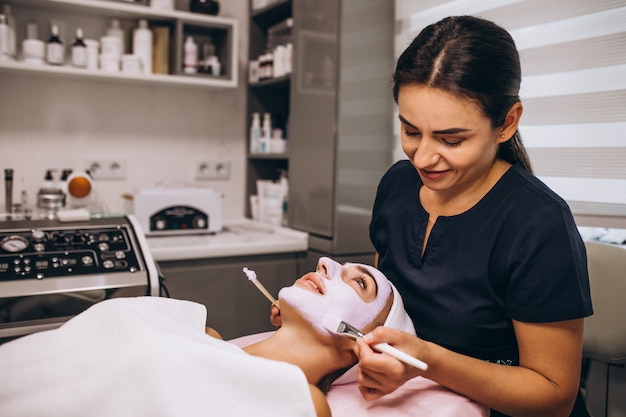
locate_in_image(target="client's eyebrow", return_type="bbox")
[355,265,378,296]
[398,114,473,135]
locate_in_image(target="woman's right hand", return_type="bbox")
[356,327,427,400]
[270,302,281,328]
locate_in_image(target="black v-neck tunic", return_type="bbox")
[370,160,593,363]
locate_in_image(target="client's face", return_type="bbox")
[278,257,392,334]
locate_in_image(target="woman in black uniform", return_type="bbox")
[358,15,593,417]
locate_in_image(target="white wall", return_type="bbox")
[0,0,248,219]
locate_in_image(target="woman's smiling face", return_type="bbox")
[278,257,392,334]
[398,84,508,196]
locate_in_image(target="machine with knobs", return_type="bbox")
[0,215,159,343]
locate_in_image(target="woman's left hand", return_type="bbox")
[355,327,426,400]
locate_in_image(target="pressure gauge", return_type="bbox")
[0,235,29,253]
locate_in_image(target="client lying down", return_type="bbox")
[0,257,415,417]
[0,257,489,416]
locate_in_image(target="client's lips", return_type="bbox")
[296,273,325,295]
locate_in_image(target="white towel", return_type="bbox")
[0,297,316,417]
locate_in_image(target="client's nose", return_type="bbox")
[316,257,338,280]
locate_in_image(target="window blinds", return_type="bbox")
[394,0,626,227]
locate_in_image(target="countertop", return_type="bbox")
[146,219,309,262]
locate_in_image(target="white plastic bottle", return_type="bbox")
[250,112,261,154]
[22,23,45,65]
[2,5,15,59]
[46,23,64,65]
[71,28,87,68]
[260,112,272,153]
[132,19,152,74]
[0,14,9,61]
[183,35,197,74]
[106,18,125,54]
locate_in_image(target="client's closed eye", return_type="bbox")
[343,266,377,302]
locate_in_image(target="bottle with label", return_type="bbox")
[46,23,64,65]
[106,18,125,54]
[250,112,261,154]
[183,35,197,74]
[260,112,272,153]
[0,14,9,61]
[71,28,87,68]
[132,19,152,74]
[22,23,45,65]
[2,5,15,59]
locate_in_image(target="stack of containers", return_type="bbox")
[248,17,292,83]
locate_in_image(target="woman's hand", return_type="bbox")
[356,327,427,400]
[270,302,281,328]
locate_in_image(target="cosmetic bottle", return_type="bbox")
[183,35,197,74]
[2,4,17,60]
[2,5,15,58]
[260,112,272,153]
[71,28,87,68]
[22,23,45,65]
[132,19,152,74]
[46,23,64,65]
[0,14,10,61]
[106,18,125,54]
[250,112,261,154]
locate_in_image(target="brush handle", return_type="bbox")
[373,342,428,371]
[253,280,279,307]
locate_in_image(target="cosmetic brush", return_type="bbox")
[322,313,428,371]
[243,267,279,307]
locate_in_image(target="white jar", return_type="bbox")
[100,35,121,58]
[99,53,119,72]
[84,39,99,70]
[121,54,141,73]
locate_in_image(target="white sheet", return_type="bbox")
[0,297,316,417]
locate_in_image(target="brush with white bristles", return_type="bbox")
[322,313,428,371]
[243,267,279,307]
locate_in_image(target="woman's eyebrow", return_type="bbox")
[398,114,473,135]
[355,266,378,295]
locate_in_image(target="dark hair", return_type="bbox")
[393,15,533,173]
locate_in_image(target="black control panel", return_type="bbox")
[0,223,142,281]
[149,205,208,232]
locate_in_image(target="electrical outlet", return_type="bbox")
[85,158,127,180]
[195,160,231,180]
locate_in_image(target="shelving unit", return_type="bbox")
[1,0,238,88]
[245,0,292,218]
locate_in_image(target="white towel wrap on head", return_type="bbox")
[332,282,416,385]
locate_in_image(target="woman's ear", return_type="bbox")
[499,102,523,143]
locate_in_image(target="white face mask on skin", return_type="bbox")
[278,257,392,334]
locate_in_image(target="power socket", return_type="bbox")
[195,160,230,180]
[85,158,127,180]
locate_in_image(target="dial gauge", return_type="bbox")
[0,235,29,253]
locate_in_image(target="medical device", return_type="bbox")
[0,214,159,344]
